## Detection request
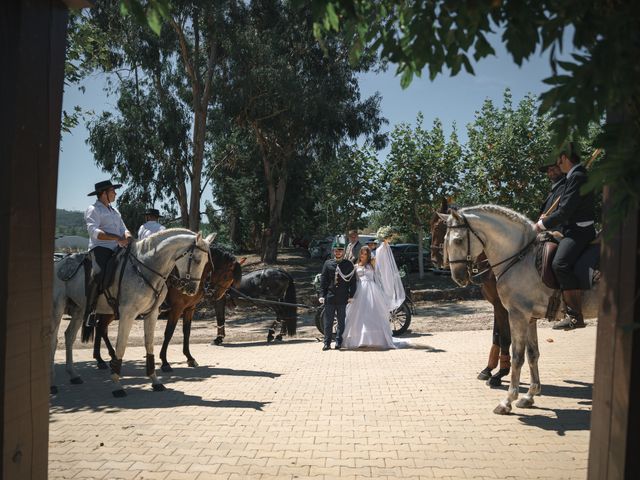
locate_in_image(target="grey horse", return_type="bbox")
[51,228,210,397]
[438,205,600,414]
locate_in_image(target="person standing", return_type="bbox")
[319,239,357,350]
[366,238,379,258]
[138,208,166,240]
[536,144,596,330]
[84,180,132,325]
[345,229,362,264]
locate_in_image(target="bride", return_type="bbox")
[342,239,406,349]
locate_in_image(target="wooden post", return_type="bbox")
[0,0,87,477]
[588,186,640,479]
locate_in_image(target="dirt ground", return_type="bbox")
[59,247,571,353]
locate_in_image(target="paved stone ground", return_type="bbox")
[49,316,595,479]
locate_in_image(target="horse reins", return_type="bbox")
[446,213,537,282]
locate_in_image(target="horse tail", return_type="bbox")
[282,273,297,336]
[81,319,95,343]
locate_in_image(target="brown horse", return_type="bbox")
[430,199,511,386]
[91,244,243,373]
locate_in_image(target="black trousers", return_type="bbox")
[323,303,346,346]
[552,224,596,290]
[91,246,115,278]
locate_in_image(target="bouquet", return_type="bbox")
[376,226,396,241]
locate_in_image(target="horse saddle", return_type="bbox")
[99,247,129,292]
[535,233,601,290]
[56,252,90,281]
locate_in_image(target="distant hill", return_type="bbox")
[56,209,87,238]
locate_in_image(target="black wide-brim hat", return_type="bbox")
[88,180,122,196]
[144,208,161,217]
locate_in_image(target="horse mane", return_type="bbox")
[210,244,237,269]
[135,228,196,255]
[459,204,534,229]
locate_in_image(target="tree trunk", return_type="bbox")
[188,107,206,232]
[263,173,287,264]
[229,209,241,246]
[417,225,425,279]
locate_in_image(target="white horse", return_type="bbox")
[51,228,210,397]
[438,205,600,414]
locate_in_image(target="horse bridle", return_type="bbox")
[446,213,537,282]
[134,238,208,297]
[445,213,489,280]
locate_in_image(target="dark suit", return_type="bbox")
[543,164,596,290]
[539,177,566,220]
[320,258,357,346]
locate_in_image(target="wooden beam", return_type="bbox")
[0,0,69,478]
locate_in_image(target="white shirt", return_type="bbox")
[138,221,166,240]
[85,201,129,250]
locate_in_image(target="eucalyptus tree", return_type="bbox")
[69,1,236,230]
[217,0,385,262]
[380,115,460,276]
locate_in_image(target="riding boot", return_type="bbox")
[478,344,499,380]
[554,289,586,330]
[488,354,511,387]
[83,278,100,327]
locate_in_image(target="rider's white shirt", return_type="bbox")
[138,221,166,240]
[85,200,129,250]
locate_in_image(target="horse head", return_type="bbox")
[207,246,244,301]
[172,232,211,296]
[437,209,486,287]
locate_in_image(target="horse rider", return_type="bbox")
[84,180,132,326]
[138,207,166,240]
[345,229,362,264]
[538,160,566,219]
[535,144,596,330]
[319,238,357,350]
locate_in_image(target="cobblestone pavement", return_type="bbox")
[49,312,596,480]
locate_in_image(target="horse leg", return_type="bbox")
[160,309,181,372]
[50,299,66,394]
[516,319,541,408]
[110,313,136,397]
[183,307,198,367]
[267,319,277,342]
[143,311,165,392]
[212,298,225,346]
[494,312,526,415]
[102,316,117,361]
[276,308,285,341]
[93,315,113,370]
[64,306,84,385]
[488,292,511,387]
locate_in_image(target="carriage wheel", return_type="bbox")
[314,306,337,338]
[390,302,411,336]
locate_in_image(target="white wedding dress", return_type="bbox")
[343,242,406,350]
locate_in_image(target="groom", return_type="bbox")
[319,238,357,350]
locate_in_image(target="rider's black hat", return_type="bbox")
[87,180,122,196]
[144,208,161,217]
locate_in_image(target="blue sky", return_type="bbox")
[58,36,559,212]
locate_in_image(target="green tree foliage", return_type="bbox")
[312,0,640,225]
[378,114,461,275]
[69,1,235,231]
[459,90,553,219]
[217,0,386,262]
[55,209,87,238]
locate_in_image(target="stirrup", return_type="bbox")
[85,312,97,328]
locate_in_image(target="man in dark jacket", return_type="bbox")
[319,239,357,350]
[538,162,566,220]
[536,146,596,330]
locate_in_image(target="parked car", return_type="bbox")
[308,237,334,260]
[390,243,432,272]
[358,234,377,246]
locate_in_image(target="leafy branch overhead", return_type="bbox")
[311,0,640,223]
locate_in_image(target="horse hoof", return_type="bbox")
[152,383,166,392]
[487,377,502,387]
[161,364,173,373]
[212,337,223,346]
[275,335,283,341]
[187,359,198,368]
[267,335,274,343]
[493,403,512,415]
[477,367,492,381]
[70,377,84,385]
[516,397,535,408]
[50,386,58,395]
[112,389,127,398]
[97,361,109,370]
